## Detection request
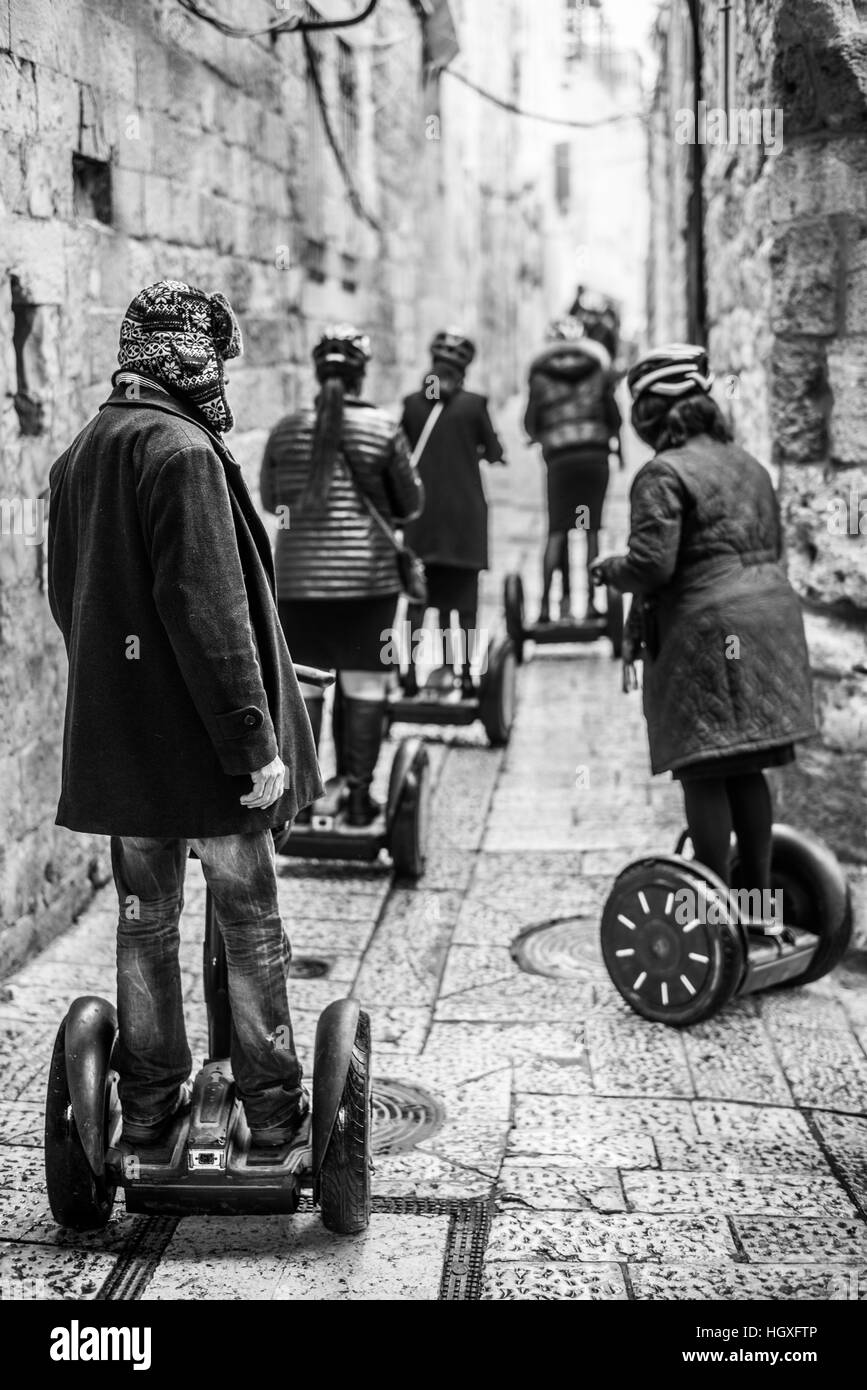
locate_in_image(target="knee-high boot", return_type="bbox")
[294,693,324,826]
[343,696,386,827]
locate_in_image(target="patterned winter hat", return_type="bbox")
[117,280,243,433]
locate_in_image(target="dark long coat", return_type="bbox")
[607,435,816,776]
[401,387,504,570]
[47,380,323,838]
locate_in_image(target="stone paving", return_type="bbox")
[1,401,866,1301]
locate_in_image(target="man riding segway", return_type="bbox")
[47,279,322,1155]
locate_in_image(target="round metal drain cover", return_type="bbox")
[371,1079,445,1153]
[288,956,331,979]
[511,918,602,979]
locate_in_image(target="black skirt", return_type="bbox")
[675,744,796,782]
[544,445,609,532]
[423,564,479,616]
[278,596,398,673]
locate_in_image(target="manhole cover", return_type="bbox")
[288,956,331,979]
[511,918,602,979]
[372,1080,445,1153]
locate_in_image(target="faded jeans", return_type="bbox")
[110,831,303,1140]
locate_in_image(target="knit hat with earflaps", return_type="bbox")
[116,280,243,433]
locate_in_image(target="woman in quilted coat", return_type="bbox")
[591,344,816,896]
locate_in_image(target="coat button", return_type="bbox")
[244,713,258,727]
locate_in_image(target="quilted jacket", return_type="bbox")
[607,435,816,775]
[524,343,621,457]
[260,399,423,599]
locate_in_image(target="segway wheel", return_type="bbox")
[44,1019,117,1231]
[479,636,517,747]
[606,586,624,659]
[503,573,525,664]
[730,823,852,985]
[601,856,746,1026]
[319,1009,372,1235]
[388,742,430,879]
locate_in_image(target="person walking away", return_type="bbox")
[260,324,423,827]
[524,316,622,624]
[47,279,323,1153]
[401,329,507,697]
[590,343,816,903]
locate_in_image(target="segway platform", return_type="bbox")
[277,736,429,878]
[600,824,852,1026]
[45,897,373,1235]
[504,572,623,663]
[387,635,517,747]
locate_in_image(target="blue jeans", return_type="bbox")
[111,831,303,1140]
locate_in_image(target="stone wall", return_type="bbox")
[0,0,541,973]
[649,0,867,862]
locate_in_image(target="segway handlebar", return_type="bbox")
[294,664,336,689]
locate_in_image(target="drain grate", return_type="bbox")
[372,1079,445,1153]
[98,1198,490,1302]
[288,956,331,979]
[511,917,603,979]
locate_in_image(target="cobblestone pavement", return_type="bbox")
[2,402,866,1301]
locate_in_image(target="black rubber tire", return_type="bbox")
[730,823,852,985]
[503,573,525,665]
[601,856,746,1026]
[606,586,624,659]
[479,638,517,747]
[319,1010,372,1235]
[44,1018,116,1231]
[389,747,429,879]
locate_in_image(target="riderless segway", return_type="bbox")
[600,824,852,1027]
[387,633,517,748]
[44,887,373,1234]
[504,572,622,664]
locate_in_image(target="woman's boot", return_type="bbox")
[331,681,346,777]
[343,697,386,826]
[294,692,324,825]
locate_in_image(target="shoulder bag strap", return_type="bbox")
[408,400,444,469]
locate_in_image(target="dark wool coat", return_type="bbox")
[606,435,816,776]
[401,387,504,570]
[524,344,621,459]
[47,380,323,838]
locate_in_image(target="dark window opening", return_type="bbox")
[72,153,113,225]
[554,143,571,215]
[341,252,358,293]
[10,274,44,437]
[304,237,327,282]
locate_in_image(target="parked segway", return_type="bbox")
[600,823,852,1027]
[504,572,622,664]
[387,633,517,748]
[44,887,372,1234]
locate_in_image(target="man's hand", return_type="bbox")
[241,754,286,809]
[589,554,625,588]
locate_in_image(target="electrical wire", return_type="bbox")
[444,66,647,129]
[176,0,380,40]
[302,32,381,232]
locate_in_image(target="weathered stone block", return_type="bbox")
[827,339,867,464]
[770,221,840,335]
[770,339,831,465]
[780,463,867,612]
